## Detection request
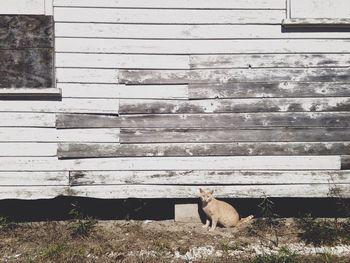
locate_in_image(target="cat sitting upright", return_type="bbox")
[199,188,253,231]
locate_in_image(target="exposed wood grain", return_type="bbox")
[66,184,350,198]
[56,38,350,54]
[283,18,350,28]
[0,49,53,88]
[0,16,53,49]
[0,156,340,171]
[0,88,61,99]
[0,143,57,157]
[0,0,45,15]
[190,54,350,69]
[0,172,68,186]
[0,113,55,127]
[54,8,284,24]
[188,82,350,99]
[119,97,350,114]
[55,23,350,39]
[118,68,350,84]
[0,128,120,142]
[58,142,350,159]
[56,53,190,69]
[69,170,350,186]
[54,0,285,9]
[0,98,119,114]
[120,128,350,143]
[56,112,350,129]
[58,83,188,100]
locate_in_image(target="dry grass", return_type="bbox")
[0,219,349,262]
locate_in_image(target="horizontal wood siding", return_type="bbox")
[1,0,350,200]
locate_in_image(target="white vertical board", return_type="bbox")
[0,0,45,15]
[45,0,53,15]
[291,0,350,18]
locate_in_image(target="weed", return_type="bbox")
[247,195,281,247]
[0,216,16,231]
[67,202,97,238]
[297,215,350,246]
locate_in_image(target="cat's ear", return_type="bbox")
[209,190,214,195]
[199,188,204,193]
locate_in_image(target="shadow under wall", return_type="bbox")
[0,197,349,222]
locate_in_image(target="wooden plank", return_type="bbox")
[0,16,53,49]
[1,184,348,199]
[67,184,350,198]
[58,83,189,99]
[188,82,350,99]
[0,172,68,186]
[55,53,190,69]
[56,68,118,83]
[0,98,119,114]
[0,143,57,156]
[0,113,55,127]
[119,97,350,114]
[282,18,350,28]
[58,142,350,159]
[120,128,350,143]
[290,0,350,19]
[0,49,53,89]
[54,8,284,24]
[0,88,61,99]
[341,156,350,170]
[53,0,286,9]
[0,0,45,15]
[45,0,53,15]
[56,112,350,129]
[0,156,341,171]
[118,68,350,84]
[69,170,350,186]
[0,186,68,199]
[190,54,350,69]
[55,39,350,54]
[55,23,350,39]
[0,128,120,142]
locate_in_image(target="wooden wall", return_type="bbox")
[0,0,350,200]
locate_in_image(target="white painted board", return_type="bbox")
[0,156,341,171]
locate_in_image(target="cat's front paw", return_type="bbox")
[209,227,216,232]
[202,224,209,229]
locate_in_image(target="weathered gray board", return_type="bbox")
[120,128,350,143]
[58,142,350,159]
[0,16,53,49]
[118,69,350,84]
[56,113,350,129]
[0,49,53,88]
[0,15,54,90]
[188,82,350,99]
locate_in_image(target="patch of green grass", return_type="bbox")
[297,215,350,246]
[248,247,297,263]
[39,241,67,259]
[219,240,248,253]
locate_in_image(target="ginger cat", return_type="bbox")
[199,188,253,231]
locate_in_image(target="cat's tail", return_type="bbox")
[236,215,254,226]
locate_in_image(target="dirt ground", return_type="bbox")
[1,218,350,263]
